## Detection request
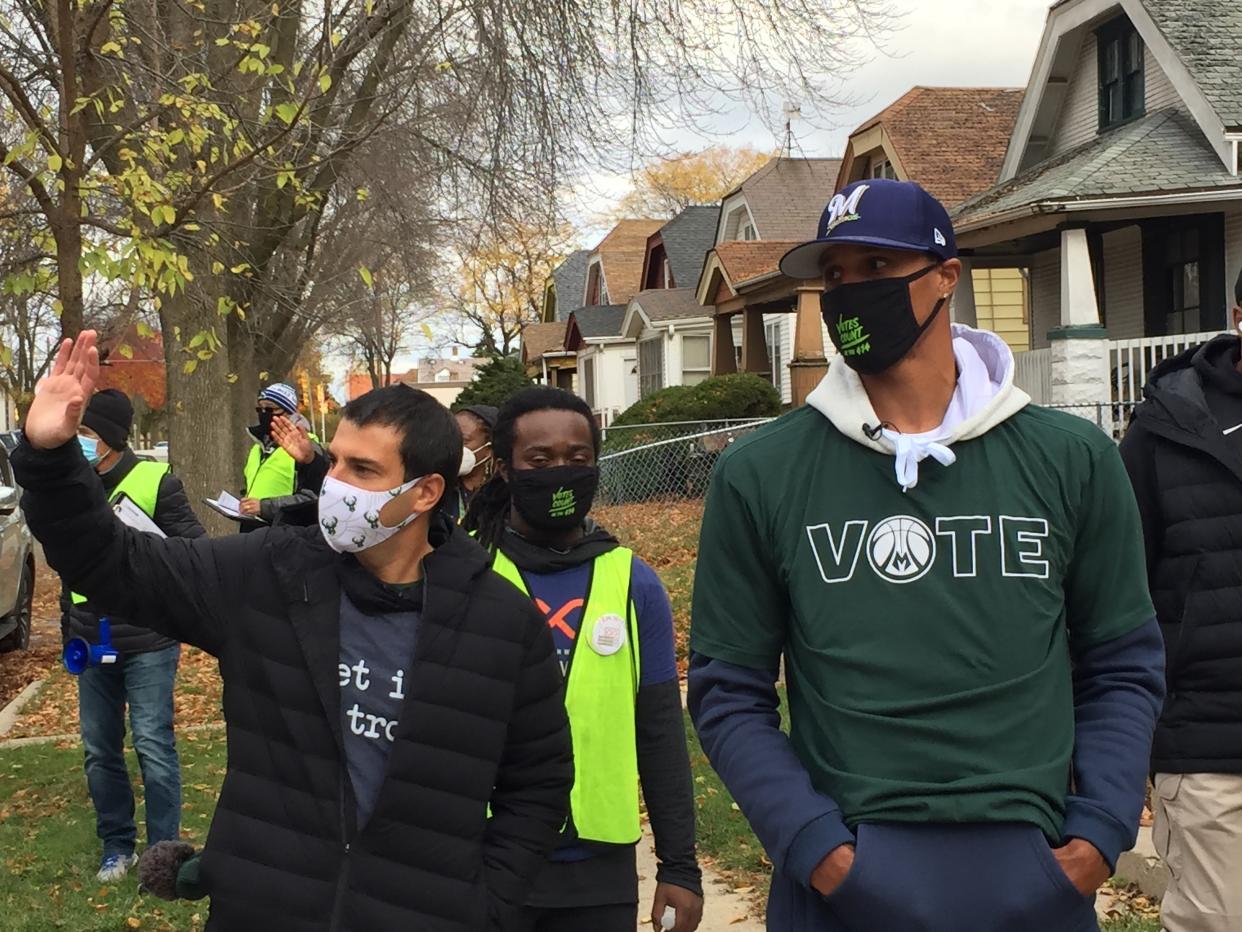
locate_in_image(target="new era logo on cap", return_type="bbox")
[779,178,958,280]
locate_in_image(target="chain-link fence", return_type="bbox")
[598,403,1138,504]
[598,420,774,504]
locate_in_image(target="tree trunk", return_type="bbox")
[227,313,260,481]
[53,219,84,337]
[160,284,237,537]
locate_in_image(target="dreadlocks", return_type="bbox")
[463,387,602,551]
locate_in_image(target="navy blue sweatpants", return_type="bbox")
[766,823,1100,932]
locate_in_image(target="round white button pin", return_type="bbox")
[589,614,627,656]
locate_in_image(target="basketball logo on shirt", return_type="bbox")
[866,515,936,583]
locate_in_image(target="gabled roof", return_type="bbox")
[565,305,628,350]
[714,241,800,288]
[566,304,627,340]
[631,287,707,322]
[590,219,664,306]
[954,108,1242,232]
[651,206,719,288]
[1141,0,1242,129]
[724,157,843,241]
[520,321,571,365]
[548,250,591,321]
[841,87,1024,206]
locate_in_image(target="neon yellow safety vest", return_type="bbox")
[491,546,643,845]
[242,433,317,500]
[71,460,170,605]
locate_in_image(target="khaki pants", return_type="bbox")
[1153,772,1242,932]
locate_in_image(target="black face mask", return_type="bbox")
[509,465,599,532]
[251,408,275,441]
[820,263,947,375]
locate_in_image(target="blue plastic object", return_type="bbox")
[63,618,119,675]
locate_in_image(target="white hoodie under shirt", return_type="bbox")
[807,325,1029,493]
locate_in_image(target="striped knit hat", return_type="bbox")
[258,383,298,414]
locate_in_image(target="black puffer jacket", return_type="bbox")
[15,439,573,931]
[1121,334,1242,774]
[61,447,205,654]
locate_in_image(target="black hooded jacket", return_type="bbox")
[1121,334,1242,774]
[61,447,206,654]
[15,438,573,931]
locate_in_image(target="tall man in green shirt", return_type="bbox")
[688,179,1165,931]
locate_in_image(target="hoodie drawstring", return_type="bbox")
[881,429,957,492]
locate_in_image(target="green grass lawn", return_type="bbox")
[0,730,225,931]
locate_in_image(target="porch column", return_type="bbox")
[1049,227,1111,431]
[790,284,828,406]
[740,307,771,379]
[952,257,977,328]
[712,314,738,376]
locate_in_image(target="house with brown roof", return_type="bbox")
[834,87,1031,353]
[612,206,726,406]
[696,156,842,406]
[951,0,1242,416]
[584,219,665,306]
[519,321,575,390]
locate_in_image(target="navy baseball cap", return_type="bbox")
[780,178,958,280]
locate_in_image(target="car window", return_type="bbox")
[0,446,11,486]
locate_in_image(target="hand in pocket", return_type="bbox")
[1051,839,1110,896]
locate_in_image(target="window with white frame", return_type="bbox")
[638,337,664,398]
[681,334,711,386]
[870,158,897,180]
[725,204,757,242]
[766,320,784,391]
[582,355,597,408]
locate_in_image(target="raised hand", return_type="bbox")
[26,331,100,450]
[271,415,315,465]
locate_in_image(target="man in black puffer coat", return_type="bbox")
[66,388,205,885]
[1120,270,1242,932]
[15,332,573,932]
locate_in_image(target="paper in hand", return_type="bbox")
[113,495,167,538]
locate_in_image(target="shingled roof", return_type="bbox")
[591,219,664,306]
[728,158,842,241]
[654,206,719,288]
[520,321,570,364]
[1140,0,1242,129]
[846,87,1024,207]
[714,241,801,288]
[549,250,590,320]
[631,288,707,322]
[954,108,1242,230]
[566,305,626,340]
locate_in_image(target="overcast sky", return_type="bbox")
[367,0,1058,385]
[566,0,1055,239]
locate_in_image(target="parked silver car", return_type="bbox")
[0,443,34,652]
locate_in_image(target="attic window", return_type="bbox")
[1097,16,1144,130]
[870,158,897,181]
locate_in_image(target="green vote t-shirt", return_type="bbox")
[690,404,1153,840]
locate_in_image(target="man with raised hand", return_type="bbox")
[14,331,572,931]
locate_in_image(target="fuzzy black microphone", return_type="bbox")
[138,841,197,900]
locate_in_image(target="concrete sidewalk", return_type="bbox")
[637,828,764,930]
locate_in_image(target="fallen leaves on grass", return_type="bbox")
[1099,881,1161,921]
[0,644,61,708]
[6,647,222,740]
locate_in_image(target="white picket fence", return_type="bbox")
[1012,330,1224,407]
[1110,331,1222,406]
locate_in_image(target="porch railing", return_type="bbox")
[1013,348,1052,405]
[1111,330,1222,406]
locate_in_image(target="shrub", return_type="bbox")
[611,372,780,427]
[452,355,532,409]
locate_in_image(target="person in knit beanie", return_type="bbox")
[237,382,323,528]
[71,388,205,884]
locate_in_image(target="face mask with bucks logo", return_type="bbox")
[820,263,947,375]
[318,474,424,554]
[509,465,599,532]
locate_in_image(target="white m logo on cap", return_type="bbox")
[825,185,869,234]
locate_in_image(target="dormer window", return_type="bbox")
[870,157,897,180]
[1098,15,1144,130]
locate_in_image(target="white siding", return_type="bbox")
[1029,250,1061,349]
[1144,45,1180,112]
[1226,211,1242,305]
[1101,226,1145,339]
[763,312,794,405]
[1052,32,1099,156]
